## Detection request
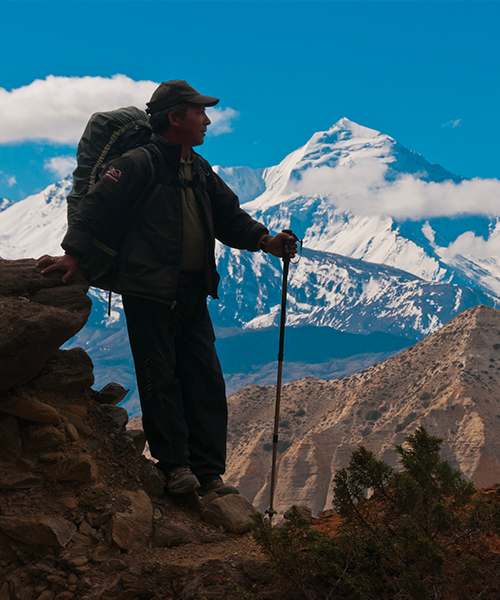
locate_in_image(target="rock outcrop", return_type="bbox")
[226,305,500,516]
[0,259,267,600]
[0,259,91,394]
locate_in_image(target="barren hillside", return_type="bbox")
[226,305,500,515]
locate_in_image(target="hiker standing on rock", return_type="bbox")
[37,80,297,496]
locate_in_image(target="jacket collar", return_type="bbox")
[151,133,203,172]
[151,133,183,167]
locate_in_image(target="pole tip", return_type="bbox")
[265,507,278,519]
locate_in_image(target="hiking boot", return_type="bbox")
[167,467,200,495]
[198,479,240,496]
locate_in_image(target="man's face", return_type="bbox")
[173,104,211,148]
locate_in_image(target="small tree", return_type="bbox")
[332,427,500,599]
[252,427,500,600]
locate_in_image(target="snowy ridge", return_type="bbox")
[2,117,500,411]
[211,245,499,336]
[212,165,266,204]
[235,119,500,301]
[0,178,71,259]
[1,118,499,337]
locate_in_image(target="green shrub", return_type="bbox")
[419,391,431,400]
[395,411,418,433]
[293,408,306,417]
[277,440,292,452]
[252,427,500,600]
[252,507,372,599]
[364,409,382,421]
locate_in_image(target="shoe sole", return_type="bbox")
[168,481,200,495]
[167,471,201,495]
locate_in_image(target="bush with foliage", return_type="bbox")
[364,409,382,421]
[252,427,500,600]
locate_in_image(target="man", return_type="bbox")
[37,80,297,496]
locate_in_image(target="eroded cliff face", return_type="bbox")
[226,305,500,516]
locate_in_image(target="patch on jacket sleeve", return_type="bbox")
[103,166,122,183]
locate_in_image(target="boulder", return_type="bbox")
[0,515,77,547]
[57,404,87,419]
[140,462,166,497]
[200,495,258,534]
[0,258,91,395]
[153,523,198,548]
[92,541,121,563]
[29,348,94,392]
[43,453,99,483]
[0,389,62,425]
[123,429,147,456]
[56,409,92,438]
[99,404,129,434]
[94,382,129,405]
[0,466,43,489]
[22,423,67,453]
[65,422,79,442]
[110,490,153,551]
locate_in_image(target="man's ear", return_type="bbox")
[168,112,181,128]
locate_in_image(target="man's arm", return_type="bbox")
[205,166,298,258]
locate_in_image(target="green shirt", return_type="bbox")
[179,150,206,271]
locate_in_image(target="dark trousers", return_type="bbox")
[122,276,227,483]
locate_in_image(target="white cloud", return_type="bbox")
[440,230,500,259]
[298,159,500,220]
[0,75,239,144]
[442,119,462,128]
[6,175,16,187]
[207,107,239,136]
[44,155,77,178]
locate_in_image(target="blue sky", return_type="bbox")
[1,1,499,201]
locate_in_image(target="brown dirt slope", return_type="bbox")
[0,259,269,600]
[226,305,500,516]
[0,351,269,600]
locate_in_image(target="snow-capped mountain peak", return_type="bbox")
[310,117,383,146]
[0,177,71,259]
[2,117,500,413]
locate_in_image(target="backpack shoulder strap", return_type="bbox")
[125,145,162,225]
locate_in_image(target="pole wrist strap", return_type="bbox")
[259,234,273,253]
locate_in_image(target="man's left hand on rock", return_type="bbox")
[36,254,80,284]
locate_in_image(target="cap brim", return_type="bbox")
[189,94,219,107]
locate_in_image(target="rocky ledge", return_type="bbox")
[0,260,266,600]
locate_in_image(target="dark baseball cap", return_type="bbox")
[146,80,219,114]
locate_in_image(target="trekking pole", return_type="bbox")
[266,229,301,520]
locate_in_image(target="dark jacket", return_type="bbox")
[62,134,268,305]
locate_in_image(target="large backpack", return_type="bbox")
[67,106,153,225]
[66,106,161,296]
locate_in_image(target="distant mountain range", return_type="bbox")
[1,117,500,415]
